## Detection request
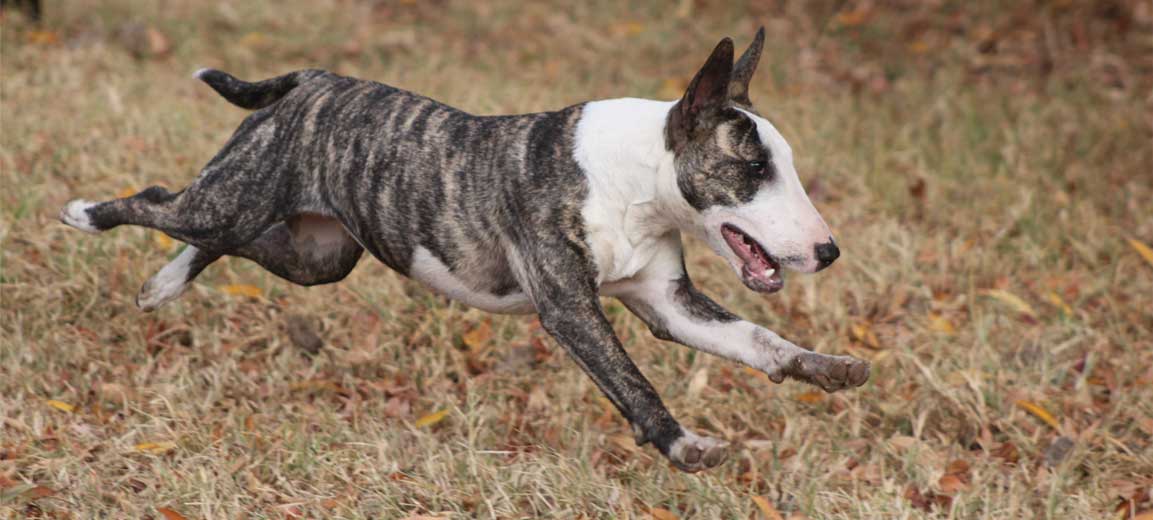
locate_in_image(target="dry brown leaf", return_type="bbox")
[1015,400,1060,430]
[26,486,56,499]
[850,323,882,349]
[649,507,679,520]
[927,313,956,334]
[1128,238,1153,268]
[220,284,263,299]
[462,322,492,350]
[134,441,177,454]
[752,495,784,520]
[45,399,75,413]
[938,474,967,493]
[157,506,189,520]
[980,289,1037,317]
[117,187,138,198]
[414,409,448,428]
[795,391,825,404]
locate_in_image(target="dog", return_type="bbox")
[60,29,869,472]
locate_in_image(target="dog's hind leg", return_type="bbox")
[228,214,363,287]
[135,215,362,310]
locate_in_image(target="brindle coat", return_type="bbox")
[60,30,868,472]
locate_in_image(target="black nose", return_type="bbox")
[814,240,840,271]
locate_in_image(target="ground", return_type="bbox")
[2,1,1152,518]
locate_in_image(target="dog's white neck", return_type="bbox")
[573,98,699,283]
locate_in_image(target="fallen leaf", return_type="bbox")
[154,232,175,250]
[649,507,679,520]
[26,30,59,45]
[462,322,492,350]
[220,284,263,299]
[658,78,687,99]
[117,187,138,199]
[794,391,825,404]
[850,322,882,349]
[611,21,645,37]
[25,486,56,499]
[414,409,448,428]
[1128,238,1153,268]
[1015,400,1060,430]
[157,507,189,520]
[752,496,784,520]
[938,474,967,493]
[980,289,1036,317]
[45,399,75,413]
[134,441,177,454]
[927,313,956,334]
[1045,292,1073,316]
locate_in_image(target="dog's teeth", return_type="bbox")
[763,268,775,278]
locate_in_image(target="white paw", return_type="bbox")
[136,247,198,311]
[59,199,100,234]
[667,429,730,473]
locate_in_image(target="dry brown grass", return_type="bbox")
[2,1,1153,518]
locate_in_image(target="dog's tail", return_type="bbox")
[194,68,325,110]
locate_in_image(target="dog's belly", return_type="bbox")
[407,247,535,314]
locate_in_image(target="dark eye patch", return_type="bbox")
[672,110,777,210]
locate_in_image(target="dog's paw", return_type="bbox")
[667,430,729,473]
[59,199,101,234]
[789,352,870,392]
[136,258,195,312]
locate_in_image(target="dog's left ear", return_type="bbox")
[729,27,765,108]
[667,38,734,152]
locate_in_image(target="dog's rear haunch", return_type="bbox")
[61,29,868,473]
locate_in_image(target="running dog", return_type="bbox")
[60,29,869,472]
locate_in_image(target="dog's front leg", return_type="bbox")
[615,251,869,392]
[523,268,730,472]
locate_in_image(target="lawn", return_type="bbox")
[2,1,1152,518]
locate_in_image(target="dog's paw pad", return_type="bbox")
[668,430,729,473]
[794,352,871,392]
[59,199,101,234]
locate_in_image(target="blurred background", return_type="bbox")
[2,1,1152,518]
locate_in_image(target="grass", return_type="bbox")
[2,0,1152,518]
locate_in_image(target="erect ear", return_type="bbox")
[729,27,764,107]
[679,37,734,120]
[667,38,734,151]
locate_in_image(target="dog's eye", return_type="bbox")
[747,160,771,178]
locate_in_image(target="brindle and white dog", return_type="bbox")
[60,30,868,472]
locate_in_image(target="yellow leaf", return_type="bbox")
[154,232,175,250]
[927,313,956,334]
[26,30,59,45]
[117,187,139,199]
[649,507,679,520]
[795,391,825,404]
[220,284,263,299]
[1015,400,1060,430]
[157,507,189,520]
[834,7,872,27]
[850,323,882,349]
[1128,238,1153,268]
[414,409,448,428]
[45,399,75,413]
[134,441,177,454]
[239,32,267,48]
[752,496,784,520]
[461,322,492,350]
[611,21,645,37]
[1045,292,1073,316]
[979,289,1036,317]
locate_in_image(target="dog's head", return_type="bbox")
[666,29,837,294]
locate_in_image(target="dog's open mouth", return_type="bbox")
[721,224,783,293]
